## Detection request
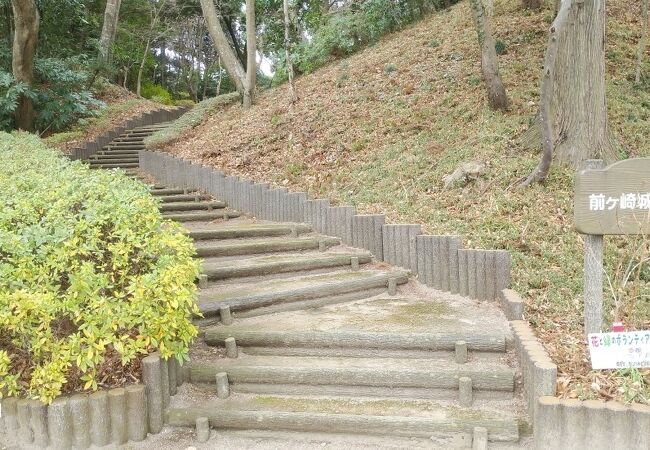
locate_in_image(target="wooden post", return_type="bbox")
[581,159,605,335]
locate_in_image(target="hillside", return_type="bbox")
[163,0,650,402]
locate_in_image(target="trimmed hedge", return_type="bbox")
[0,132,201,403]
[144,92,240,150]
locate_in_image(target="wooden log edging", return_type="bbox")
[534,397,650,450]
[0,353,184,447]
[140,151,513,303]
[509,320,557,423]
[67,107,188,161]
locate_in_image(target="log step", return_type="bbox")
[204,329,506,353]
[150,188,190,196]
[95,151,140,157]
[202,252,372,280]
[112,137,146,142]
[195,237,341,258]
[162,210,241,221]
[186,224,312,240]
[159,200,226,212]
[89,162,139,169]
[197,270,409,316]
[187,355,514,392]
[91,154,139,160]
[159,194,211,203]
[104,144,145,150]
[165,395,519,442]
[88,158,139,165]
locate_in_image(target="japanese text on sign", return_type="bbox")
[588,331,650,369]
[589,193,650,211]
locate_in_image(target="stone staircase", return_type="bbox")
[83,125,528,449]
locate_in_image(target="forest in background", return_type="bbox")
[0,0,456,134]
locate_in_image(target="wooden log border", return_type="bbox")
[67,107,188,161]
[0,353,183,447]
[140,151,512,303]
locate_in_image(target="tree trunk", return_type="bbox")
[521,0,617,187]
[283,0,297,103]
[548,0,616,165]
[216,56,223,96]
[225,17,247,69]
[200,0,247,95]
[136,37,151,96]
[469,0,509,112]
[160,40,166,86]
[4,2,13,49]
[11,0,39,132]
[99,0,122,64]
[243,0,256,108]
[635,0,649,84]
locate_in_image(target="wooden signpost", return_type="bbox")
[574,158,650,335]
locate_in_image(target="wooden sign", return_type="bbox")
[575,158,650,235]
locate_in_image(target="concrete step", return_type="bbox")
[159,194,211,203]
[122,131,155,136]
[187,224,311,241]
[197,270,409,317]
[165,394,520,443]
[91,153,139,160]
[202,252,372,280]
[89,162,139,169]
[187,355,515,394]
[159,200,226,212]
[149,187,187,195]
[104,144,145,150]
[96,150,140,157]
[88,158,139,165]
[195,237,341,258]
[204,329,507,354]
[162,210,241,221]
[112,137,145,142]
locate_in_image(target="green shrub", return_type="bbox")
[144,92,240,149]
[174,99,196,108]
[0,133,201,403]
[140,82,173,105]
[495,39,507,55]
[0,56,105,133]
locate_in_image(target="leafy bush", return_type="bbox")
[174,99,196,108]
[0,57,105,133]
[141,81,174,105]
[495,39,507,55]
[144,92,240,149]
[0,133,201,403]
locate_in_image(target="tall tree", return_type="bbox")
[11,0,39,131]
[244,0,256,107]
[522,0,617,186]
[200,0,247,95]
[200,0,256,107]
[136,0,169,96]
[99,0,122,64]
[469,0,509,112]
[283,0,297,102]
